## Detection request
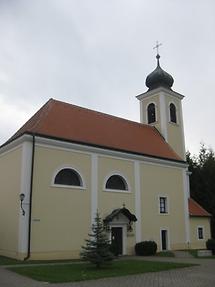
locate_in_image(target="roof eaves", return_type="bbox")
[9,132,186,165]
[189,214,212,217]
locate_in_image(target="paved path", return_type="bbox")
[0,256,215,287]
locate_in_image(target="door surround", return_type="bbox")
[110,224,127,255]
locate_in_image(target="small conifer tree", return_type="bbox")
[80,211,114,268]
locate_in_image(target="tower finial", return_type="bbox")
[153,41,162,66]
[153,41,162,55]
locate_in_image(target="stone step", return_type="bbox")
[173,251,194,258]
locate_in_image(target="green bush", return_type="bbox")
[135,241,157,256]
[206,239,215,255]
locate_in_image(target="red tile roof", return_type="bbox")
[4,99,183,162]
[188,198,211,217]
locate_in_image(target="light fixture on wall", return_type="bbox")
[19,193,25,216]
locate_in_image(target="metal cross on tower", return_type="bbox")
[153,41,162,55]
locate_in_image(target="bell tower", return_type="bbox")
[137,49,186,160]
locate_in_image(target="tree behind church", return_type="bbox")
[80,211,114,268]
[187,144,215,238]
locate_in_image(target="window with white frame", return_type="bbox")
[159,196,168,214]
[54,168,83,187]
[197,227,204,240]
[147,103,156,124]
[169,103,177,123]
[105,175,128,191]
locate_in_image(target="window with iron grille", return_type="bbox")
[159,197,168,214]
[198,227,204,239]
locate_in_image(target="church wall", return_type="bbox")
[97,156,136,255]
[98,156,135,213]
[139,162,187,251]
[4,140,207,260]
[29,145,91,259]
[189,217,211,249]
[0,146,22,258]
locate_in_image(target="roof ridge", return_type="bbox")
[52,98,153,130]
[1,98,184,163]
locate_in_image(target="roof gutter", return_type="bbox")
[1,132,186,166]
[24,134,35,260]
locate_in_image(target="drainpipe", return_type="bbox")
[24,134,35,260]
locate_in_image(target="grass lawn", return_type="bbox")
[8,259,195,283]
[0,255,80,266]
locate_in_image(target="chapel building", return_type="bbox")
[0,54,211,260]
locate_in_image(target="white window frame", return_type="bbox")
[197,226,204,240]
[51,165,86,190]
[103,172,130,193]
[168,102,178,124]
[146,102,157,124]
[158,195,169,215]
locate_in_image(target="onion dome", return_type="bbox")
[146,54,174,90]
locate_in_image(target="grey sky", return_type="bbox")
[0,0,215,154]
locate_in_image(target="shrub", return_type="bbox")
[135,241,157,256]
[206,239,215,255]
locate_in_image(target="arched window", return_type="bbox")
[147,103,156,124]
[170,103,177,123]
[105,175,128,191]
[54,168,83,186]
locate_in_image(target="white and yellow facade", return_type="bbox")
[0,55,211,260]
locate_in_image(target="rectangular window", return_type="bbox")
[159,197,168,214]
[198,227,204,240]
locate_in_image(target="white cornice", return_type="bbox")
[36,136,187,168]
[0,135,33,156]
[136,87,184,101]
[1,134,188,169]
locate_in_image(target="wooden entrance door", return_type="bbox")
[111,227,123,255]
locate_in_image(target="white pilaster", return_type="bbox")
[178,101,186,160]
[91,154,98,224]
[182,169,190,245]
[18,141,32,254]
[139,101,144,123]
[134,161,141,242]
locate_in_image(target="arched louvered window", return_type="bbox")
[170,103,177,123]
[54,168,83,186]
[147,103,156,124]
[105,175,128,191]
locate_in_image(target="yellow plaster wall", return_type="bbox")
[140,163,187,251]
[98,156,135,213]
[165,96,185,159]
[97,156,136,254]
[189,217,211,249]
[30,146,91,259]
[0,147,22,258]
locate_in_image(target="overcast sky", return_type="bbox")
[0,0,214,155]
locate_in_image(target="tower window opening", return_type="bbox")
[147,103,156,124]
[170,103,177,123]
